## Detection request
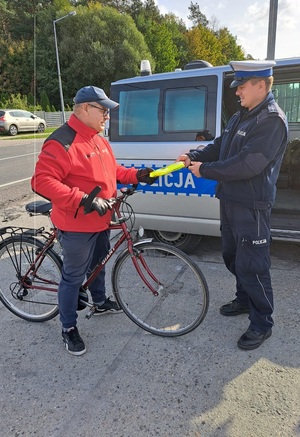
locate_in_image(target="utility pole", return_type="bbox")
[266,0,278,59]
[53,11,76,123]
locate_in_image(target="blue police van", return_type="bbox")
[108,58,300,252]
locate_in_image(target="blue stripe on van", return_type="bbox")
[120,165,217,197]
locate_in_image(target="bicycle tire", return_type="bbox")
[0,235,61,322]
[112,241,209,337]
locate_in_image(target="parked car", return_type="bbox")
[0,109,46,136]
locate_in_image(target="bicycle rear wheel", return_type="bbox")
[112,241,209,337]
[0,236,61,322]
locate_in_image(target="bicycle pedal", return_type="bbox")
[85,305,97,320]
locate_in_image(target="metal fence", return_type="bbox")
[34,111,72,127]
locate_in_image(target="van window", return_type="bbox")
[119,89,160,135]
[110,74,218,142]
[164,87,206,132]
[118,86,207,135]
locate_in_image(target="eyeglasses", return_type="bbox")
[87,103,110,116]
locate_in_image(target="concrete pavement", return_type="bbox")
[1,198,300,436]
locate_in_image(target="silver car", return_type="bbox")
[0,109,46,136]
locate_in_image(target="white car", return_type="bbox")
[0,109,46,136]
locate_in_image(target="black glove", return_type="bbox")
[90,197,112,216]
[136,168,158,185]
[79,195,112,216]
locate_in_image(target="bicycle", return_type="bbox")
[0,185,209,337]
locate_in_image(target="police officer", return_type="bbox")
[176,60,288,350]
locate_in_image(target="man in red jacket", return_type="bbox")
[32,86,156,355]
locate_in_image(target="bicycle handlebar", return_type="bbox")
[119,183,138,196]
[84,183,139,213]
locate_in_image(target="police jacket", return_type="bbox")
[188,92,288,210]
[31,114,138,232]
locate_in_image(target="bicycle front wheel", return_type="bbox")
[112,241,209,337]
[0,236,61,322]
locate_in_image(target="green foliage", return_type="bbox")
[188,2,209,28]
[0,38,35,96]
[164,13,189,69]
[186,26,222,66]
[55,4,153,107]
[0,93,41,111]
[40,90,51,112]
[145,21,178,72]
[215,27,245,64]
[0,0,249,110]
[27,92,34,106]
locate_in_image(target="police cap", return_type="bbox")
[229,60,276,88]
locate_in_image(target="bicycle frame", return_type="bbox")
[82,193,161,297]
[4,187,161,309]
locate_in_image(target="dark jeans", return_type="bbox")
[220,200,274,332]
[57,229,110,329]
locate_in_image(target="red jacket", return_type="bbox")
[31,114,138,232]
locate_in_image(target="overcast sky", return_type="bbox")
[154,0,299,61]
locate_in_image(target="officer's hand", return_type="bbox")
[90,197,112,216]
[189,161,202,178]
[136,168,158,185]
[175,154,191,167]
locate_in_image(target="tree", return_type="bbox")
[27,92,34,106]
[215,27,245,64]
[128,1,187,72]
[46,4,154,107]
[0,38,35,96]
[128,0,161,35]
[0,0,249,110]
[145,21,178,72]
[186,25,224,66]
[163,13,189,69]
[40,90,51,111]
[188,2,209,28]
[0,0,14,40]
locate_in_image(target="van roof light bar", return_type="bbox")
[140,60,152,76]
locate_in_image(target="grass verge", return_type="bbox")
[0,127,57,140]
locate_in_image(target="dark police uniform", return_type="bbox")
[188,88,288,334]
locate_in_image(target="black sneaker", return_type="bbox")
[237,328,272,350]
[62,327,86,356]
[220,298,250,316]
[93,297,123,315]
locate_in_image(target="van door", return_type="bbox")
[109,70,223,251]
[270,66,300,240]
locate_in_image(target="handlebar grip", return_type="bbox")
[83,186,101,214]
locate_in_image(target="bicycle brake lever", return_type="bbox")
[83,186,101,214]
[120,184,138,196]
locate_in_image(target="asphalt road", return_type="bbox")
[0,196,300,437]
[0,138,43,208]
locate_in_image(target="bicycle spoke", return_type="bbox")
[0,237,61,322]
[112,242,209,336]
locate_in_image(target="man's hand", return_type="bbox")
[175,154,191,167]
[75,190,112,218]
[189,161,202,178]
[136,168,158,185]
[90,197,112,216]
[175,154,202,177]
